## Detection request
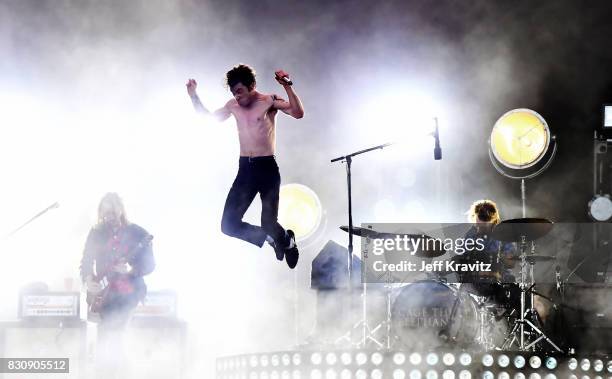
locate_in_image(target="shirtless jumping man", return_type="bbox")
[186,64,304,268]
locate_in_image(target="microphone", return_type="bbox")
[433,117,442,160]
[275,74,293,86]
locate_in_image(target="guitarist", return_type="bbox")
[79,192,155,378]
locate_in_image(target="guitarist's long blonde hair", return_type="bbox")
[97,192,129,226]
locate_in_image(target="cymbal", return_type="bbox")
[508,255,556,264]
[491,218,553,242]
[339,226,446,258]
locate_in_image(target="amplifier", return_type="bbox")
[19,292,80,320]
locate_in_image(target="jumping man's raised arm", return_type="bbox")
[186,78,232,122]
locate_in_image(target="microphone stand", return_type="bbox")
[331,143,392,347]
[5,202,60,238]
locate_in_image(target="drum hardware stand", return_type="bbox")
[501,237,563,352]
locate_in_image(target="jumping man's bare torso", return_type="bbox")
[226,92,279,157]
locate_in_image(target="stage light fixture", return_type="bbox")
[568,358,578,371]
[282,354,291,366]
[482,354,494,367]
[410,352,423,365]
[498,354,510,368]
[355,369,367,379]
[498,372,510,379]
[544,374,556,379]
[272,355,280,367]
[340,369,351,379]
[372,352,384,366]
[528,373,541,379]
[442,370,455,379]
[443,353,456,366]
[282,371,290,379]
[607,360,612,372]
[427,353,440,366]
[394,369,407,379]
[568,375,578,379]
[356,352,368,366]
[292,353,302,366]
[311,353,322,365]
[513,374,526,379]
[250,356,259,368]
[311,369,322,379]
[325,368,337,379]
[340,353,351,365]
[271,371,280,379]
[588,195,612,221]
[426,370,439,379]
[581,359,591,371]
[372,369,383,379]
[459,370,472,379]
[529,356,542,369]
[394,353,407,365]
[278,183,323,241]
[482,371,494,379]
[262,355,270,367]
[593,359,603,372]
[459,353,472,366]
[490,109,555,174]
[325,353,337,365]
[580,376,590,379]
[410,369,423,379]
[514,355,526,369]
[545,357,557,370]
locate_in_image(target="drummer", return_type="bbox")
[455,199,518,298]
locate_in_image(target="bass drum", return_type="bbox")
[391,280,479,349]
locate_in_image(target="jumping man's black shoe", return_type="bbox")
[284,230,299,269]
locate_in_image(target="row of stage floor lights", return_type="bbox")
[216,350,612,379]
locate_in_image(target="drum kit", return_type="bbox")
[340,218,564,352]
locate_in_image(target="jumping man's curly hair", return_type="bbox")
[226,64,256,90]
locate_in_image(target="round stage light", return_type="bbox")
[325,368,338,379]
[568,375,578,379]
[272,355,280,367]
[279,183,323,241]
[593,359,603,372]
[261,355,270,367]
[282,354,291,366]
[588,195,612,221]
[513,373,526,379]
[282,371,290,379]
[356,352,368,366]
[443,353,456,366]
[568,358,578,370]
[426,369,439,379]
[340,353,352,365]
[581,359,591,371]
[498,354,510,368]
[459,370,472,379]
[528,374,541,379]
[311,353,322,365]
[326,353,337,365]
[482,354,494,367]
[410,369,423,379]
[292,369,301,379]
[372,369,383,379]
[311,369,322,379]
[394,353,407,365]
[498,372,510,379]
[442,370,455,379]
[545,357,557,370]
[372,352,384,366]
[459,353,472,366]
[250,356,259,368]
[483,371,494,379]
[514,355,526,369]
[271,371,280,379]
[340,369,351,379]
[607,359,612,372]
[410,353,423,365]
[292,353,302,366]
[394,369,407,379]
[427,353,440,366]
[529,356,542,369]
[580,376,590,379]
[355,369,368,379]
[544,374,557,379]
[490,109,551,169]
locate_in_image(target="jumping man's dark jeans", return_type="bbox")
[221,156,288,247]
